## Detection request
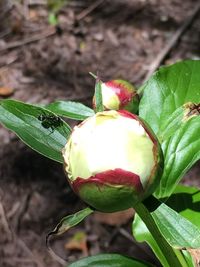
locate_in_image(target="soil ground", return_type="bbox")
[0,1,200,266]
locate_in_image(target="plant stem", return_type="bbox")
[174,250,189,267]
[134,201,184,267]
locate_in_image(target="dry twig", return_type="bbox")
[0,196,44,267]
[47,245,67,266]
[0,27,56,53]
[28,0,47,5]
[16,237,45,267]
[144,2,200,81]
[76,0,105,21]
[0,201,13,241]
[14,192,32,232]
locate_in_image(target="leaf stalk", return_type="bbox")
[134,201,186,267]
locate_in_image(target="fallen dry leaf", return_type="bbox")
[65,231,88,256]
[29,9,39,20]
[0,87,14,97]
[94,208,134,226]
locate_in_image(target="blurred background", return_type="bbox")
[0,1,200,266]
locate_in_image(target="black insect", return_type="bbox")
[38,113,63,132]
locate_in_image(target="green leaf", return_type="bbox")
[68,253,154,267]
[47,207,93,239]
[182,250,196,267]
[139,60,200,135]
[158,106,184,142]
[152,202,200,249]
[46,101,95,120]
[0,99,71,163]
[94,78,104,113]
[132,214,195,267]
[139,60,200,198]
[165,184,200,229]
[133,213,170,267]
[48,13,58,25]
[156,114,200,197]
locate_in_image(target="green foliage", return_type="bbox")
[46,101,95,120]
[94,79,104,112]
[152,203,200,249]
[133,184,200,266]
[165,184,200,229]
[0,99,71,163]
[68,254,153,267]
[48,13,58,26]
[1,60,200,267]
[133,213,195,267]
[139,60,200,134]
[47,207,93,238]
[133,213,171,267]
[157,110,200,198]
[182,251,196,267]
[139,60,200,198]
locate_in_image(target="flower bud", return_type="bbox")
[63,110,163,212]
[93,80,139,113]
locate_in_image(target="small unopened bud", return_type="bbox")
[93,80,139,113]
[63,110,163,212]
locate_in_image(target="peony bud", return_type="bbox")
[93,80,139,113]
[63,110,163,212]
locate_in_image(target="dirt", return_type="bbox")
[0,1,200,266]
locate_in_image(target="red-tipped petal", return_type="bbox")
[72,168,144,194]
